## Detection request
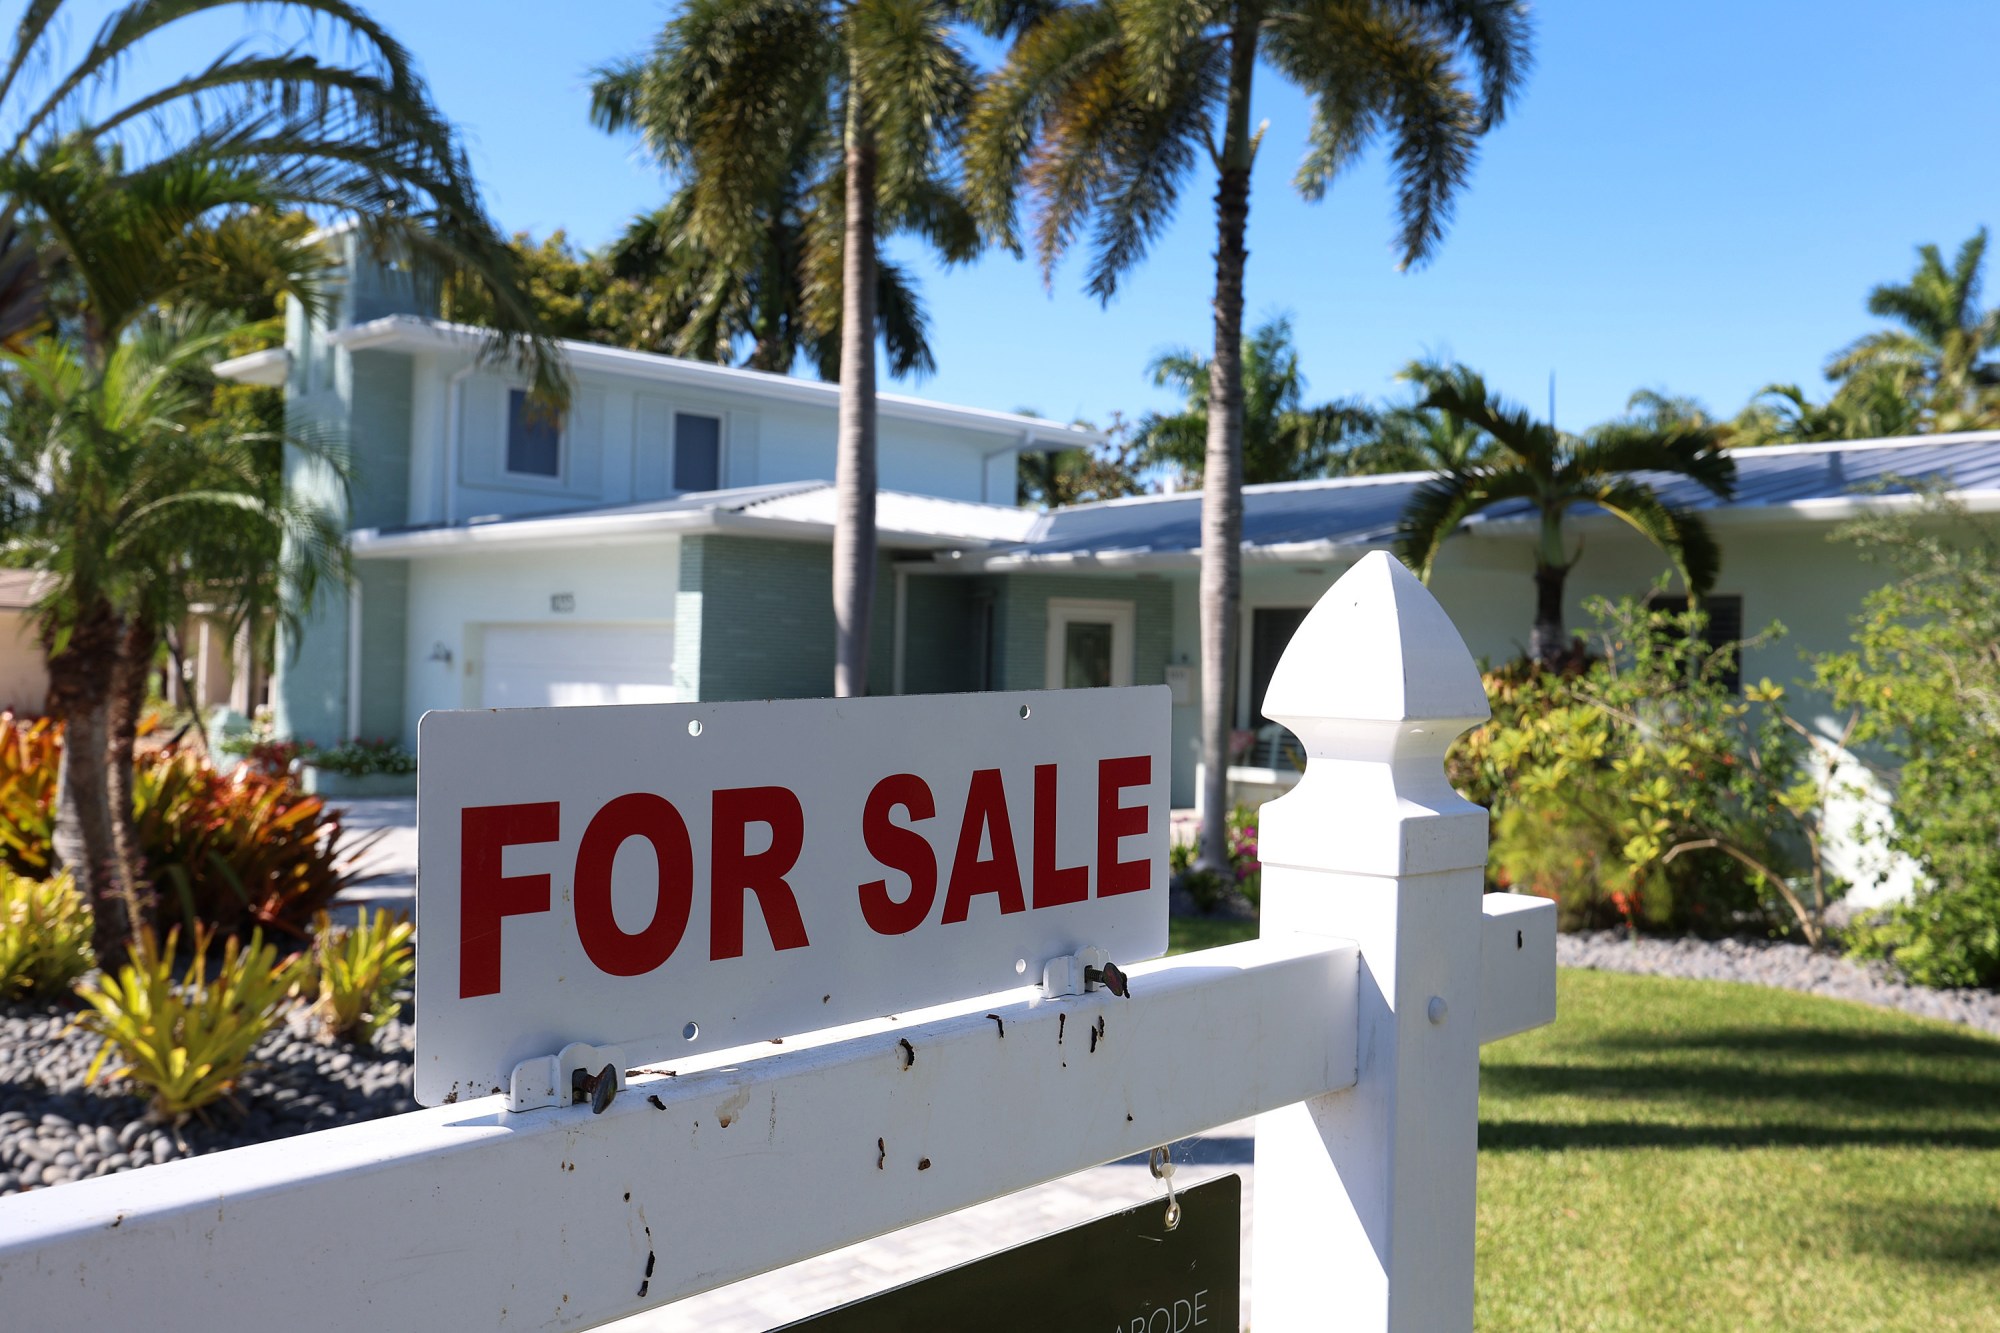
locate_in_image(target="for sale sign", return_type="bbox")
[413,688,1170,1106]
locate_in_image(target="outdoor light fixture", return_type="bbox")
[428,641,454,667]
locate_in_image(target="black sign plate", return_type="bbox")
[778,1174,1240,1333]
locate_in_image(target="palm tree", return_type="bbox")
[1827,229,2000,432]
[0,313,343,960]
[1346,359,1497,474]
[604,191,939,379]
[0,3,560,951]
[1137,314,1371,484]
[969,0,1530,868]
[0,2,559,384]
[1732,371,1922,447]
[591,0,980,696]
[1395,361,1736,666]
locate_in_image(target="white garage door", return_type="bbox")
[480,625,678,709]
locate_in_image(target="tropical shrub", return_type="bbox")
[1816,493,2000,986]
[0,712,59,877]
[307,738,415,779]
[1452,594,1845,941]
[75,926,301,1121]
[0,868,92,998]
[308,907,414,1046]
[134,753,374,940]
[1171,805,1265,912]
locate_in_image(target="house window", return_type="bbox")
[507,389,562,478]
[674,413,722,492]
[1044,599,1135,689]
[1247,607,1310,725]
[1644,592,1744,694]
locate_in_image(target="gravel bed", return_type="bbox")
[1558,930,2000,1036]
[0,999,415,1197]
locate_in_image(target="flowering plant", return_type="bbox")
[309,738,416,778]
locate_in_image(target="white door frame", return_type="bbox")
[1044,597,1136,689]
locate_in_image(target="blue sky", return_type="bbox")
[47,0,2000,433]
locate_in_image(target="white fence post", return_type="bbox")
[1251,551,1496,1330]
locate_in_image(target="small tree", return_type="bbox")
[1454,593,1848,944]
[1815,487,2000,986]
[1396,360,1736,665]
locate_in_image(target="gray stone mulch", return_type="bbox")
[1558,930,2000,1036]
[0,999,414,1197]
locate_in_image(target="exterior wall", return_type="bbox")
[981,574,1173,696]
[356,562,409,742]
[676,535,896,701]
[1150,519,1923,828]
[0,611,45,715]
[398,538,682,744]
[274,233,424,747]
[398,364,1026,530]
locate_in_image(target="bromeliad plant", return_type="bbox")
[74,925,301,1121]
[0,712,58,877]
[307,908,414,1046]
[133,752,378,941]
[0,868,92,999]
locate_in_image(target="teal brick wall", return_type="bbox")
[901,574,987,694]
[680,535,897,700]
[989,575,1174,691]
[355,560,408,741]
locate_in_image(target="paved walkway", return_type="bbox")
[330,799,1253,1330]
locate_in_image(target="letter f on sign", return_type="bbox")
[460,803,559,997]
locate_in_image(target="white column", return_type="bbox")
[1252,550,1494,1331]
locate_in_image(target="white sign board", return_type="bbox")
[414,687,1170,1106]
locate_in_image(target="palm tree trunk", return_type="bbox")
[45,598,137,964]
[1530,562,1568,666]
[107,616,159,929]
[832,70,879,698]
[1195,9,1262,874]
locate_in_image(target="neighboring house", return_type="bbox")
[0,571,48,715]
[237,235,2000,910]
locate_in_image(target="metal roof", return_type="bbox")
[349,432,2000,564]
[974,432,2000,567]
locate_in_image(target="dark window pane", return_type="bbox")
[1063,622,1113,689]
[674,413,722,492]
[1249,607,1310,725]
[507,389,561,477]
[1644,592,1744,694]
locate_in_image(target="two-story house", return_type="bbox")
[218,227,1093,761]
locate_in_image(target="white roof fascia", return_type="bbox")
[939,535,1383,574]
[352,508,727,558]
[212,347,290,387]
[352,506,996,560]
[1455,487,2000,541]
[1721,430,2000,459]
[326,315,1104,445]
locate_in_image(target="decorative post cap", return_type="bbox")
[1262,551,1488,729]
[1259,552,1492,880]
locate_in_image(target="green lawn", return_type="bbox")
[1479,970,2000,1331]
[1165,921,2000,1329]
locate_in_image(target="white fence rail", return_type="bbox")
[0,551,1555,1331]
